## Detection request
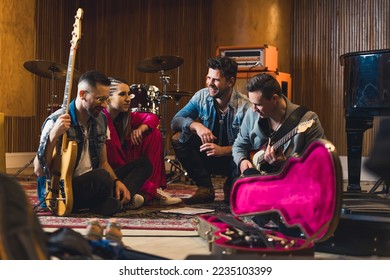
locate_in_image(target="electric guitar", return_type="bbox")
[46,8,83,217]
[250,119,315,171]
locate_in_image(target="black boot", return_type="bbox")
[184,187,215,205]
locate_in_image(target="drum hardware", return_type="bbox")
[136,55,190,183]
[136,55,184,73]
[163,90,194,183]
[130,84,161,115]
[23,60,82,113]
[166,90,193,113]
[14,60,81,177]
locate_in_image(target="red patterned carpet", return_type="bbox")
[20,177,230,231]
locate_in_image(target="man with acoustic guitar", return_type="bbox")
[35,70,152,216]
[232,73,325,176]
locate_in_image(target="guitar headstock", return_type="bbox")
[70,8,84,50]
[297,118,315,133]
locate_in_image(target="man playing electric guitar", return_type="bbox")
[232,73,325,175]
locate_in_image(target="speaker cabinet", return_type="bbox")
[235,71,292,100]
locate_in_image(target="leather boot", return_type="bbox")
[184,187,215,205]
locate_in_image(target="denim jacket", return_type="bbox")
[37,99,107,178]
[171,88,250,145]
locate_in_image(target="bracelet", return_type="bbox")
[113,178,121,188]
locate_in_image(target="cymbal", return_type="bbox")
[166,90,193,97]
[23,60,81,81]
[136,55,184,73]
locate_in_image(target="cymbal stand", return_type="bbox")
[166,90,189,183]
[158,69,188,183]
[48,66,59,113]
[14,70,57,178]
[159,70,172,146]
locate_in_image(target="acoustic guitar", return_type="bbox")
[46,8,83,217]
[250,119,315,172]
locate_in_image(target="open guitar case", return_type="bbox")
[195,139,344,258]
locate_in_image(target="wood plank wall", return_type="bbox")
[0,0,35,117]
[4,0,390,158]
[291,0,390,155]
[5,0,212,153]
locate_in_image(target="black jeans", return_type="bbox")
[171,133,237,189]
[72,157,152,211]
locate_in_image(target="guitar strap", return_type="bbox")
[269,106,309,145]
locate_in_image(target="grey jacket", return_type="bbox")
[232,96,325,166]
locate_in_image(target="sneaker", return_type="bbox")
[105,218,123,244]
[184,187,215,205]
[124,194,145,210]
[85,218,104,240]
[156,188,182,205]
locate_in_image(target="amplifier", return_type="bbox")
[216,45,278,72]
[235,71,292,100]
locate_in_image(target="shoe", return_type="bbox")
[85,218,104,240]
[184,187,215,205]
[93,197,122,216]
[124,194,145,210]
[156,188,182,205]
[105,218,123,244]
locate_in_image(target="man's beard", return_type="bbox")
[88,106,102,118]
[210,86,227,99]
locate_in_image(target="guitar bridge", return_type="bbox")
[59,179,66,201]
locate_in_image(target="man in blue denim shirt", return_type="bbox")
[35,70,152,216]
[171,56,250,204]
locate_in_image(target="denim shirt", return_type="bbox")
[37,99,107,178]
[171,88,250,145]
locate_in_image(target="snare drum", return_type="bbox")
[130,84,160,115]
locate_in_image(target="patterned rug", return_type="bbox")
[20,177,231,232]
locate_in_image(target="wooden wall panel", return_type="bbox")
[0,0,35,116]
[5,0,390,158]
[291,0,390,156]
[211,0,292,74]
[5,0,212,153]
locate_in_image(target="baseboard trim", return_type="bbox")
[5,152,36,169]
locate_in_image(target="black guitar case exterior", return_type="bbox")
[315,192,390,256]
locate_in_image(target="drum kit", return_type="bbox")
[20,56,191,180]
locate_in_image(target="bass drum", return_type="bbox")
[130,84,160,115]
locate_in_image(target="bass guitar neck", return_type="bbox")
[46,8,83,217]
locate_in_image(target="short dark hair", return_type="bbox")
[207,56,238,81]
[246,73,281,99]
[79,70,111,88]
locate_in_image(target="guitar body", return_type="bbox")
[250,149,265,171]
[46,140,77,216]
